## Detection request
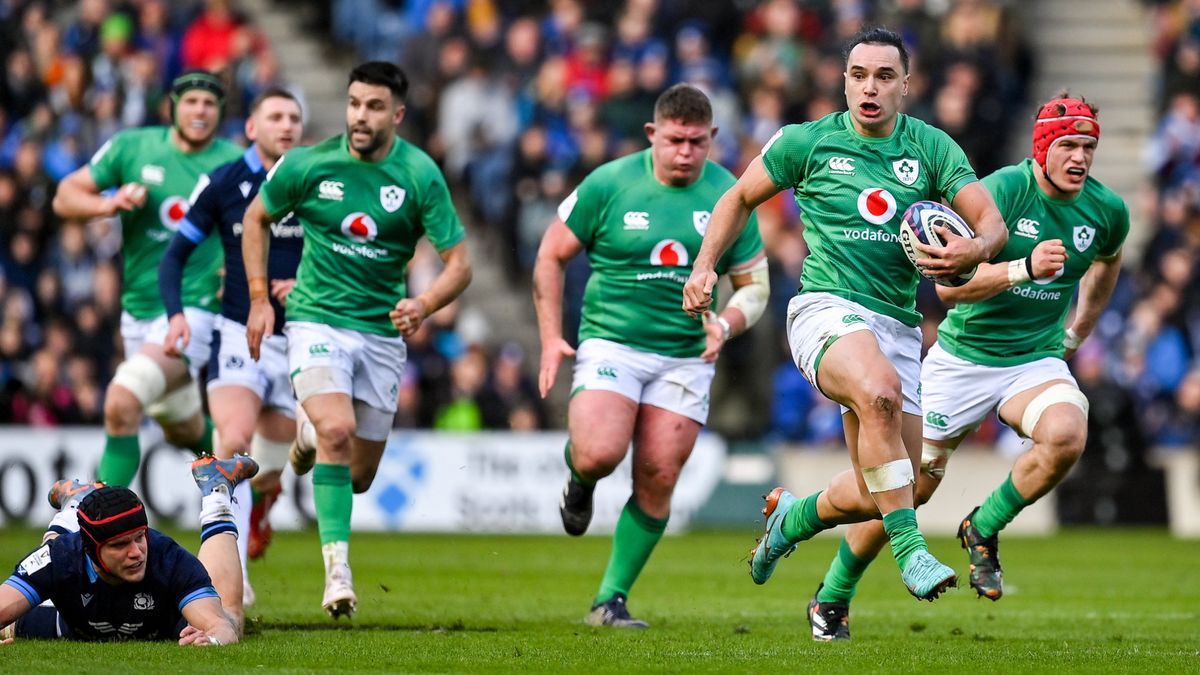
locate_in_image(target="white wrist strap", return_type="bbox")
[1007,258,1032,287]
[1063,328,1084,350]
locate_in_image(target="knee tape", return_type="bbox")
[291,366,350,403]
[1020,383,1089,438]
[353,400,394,442]
[861,458,915,493]
[111,354,168,407]
[251,433,291,474]
[920,443,954,479]
[146,380,202,423]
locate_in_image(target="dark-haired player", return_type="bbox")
[0,456,258,646]
[535,84,767,628]
[243,61,472,618]
[683,27,1008,600]
[159,87,305,617]
[805,93,1127,640]
[52,71,243,487]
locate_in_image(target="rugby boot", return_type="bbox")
[749,487,798,584]
[585,594,649,629]
[192,454,260,495]
[901,549,957,600]
[807,584,851,641]
[559,476,595,536]
[247,482,281,560]
[958,507,1003,600]
[47,479,103,510]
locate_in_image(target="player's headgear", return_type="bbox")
[169,70,226,115]
[1032,97,1100,168]
[77,486,148,573]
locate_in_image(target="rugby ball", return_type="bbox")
[899,200,976,287]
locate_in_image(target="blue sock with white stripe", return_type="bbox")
[199,485,238,544]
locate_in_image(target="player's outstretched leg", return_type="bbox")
[958,506,1004,600]
[749,487,833,584]
[44,479,104,543]
[193,454,259,633]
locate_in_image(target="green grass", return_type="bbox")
[2,527,1198,672]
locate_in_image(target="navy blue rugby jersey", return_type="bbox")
[167,144,303,333]
[3,529,217,641]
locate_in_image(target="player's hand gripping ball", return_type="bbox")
[899,200,977,287]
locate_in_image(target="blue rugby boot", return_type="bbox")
[901,549,957,600]
[47,479,103,510]
[586,594,649,629]
[192,454,259,495]
[749,487,799,585]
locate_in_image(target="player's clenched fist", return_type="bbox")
[1030,238,1067,280]
[390,298,427,337]
[108,182,148,215]
[682,267,718,318]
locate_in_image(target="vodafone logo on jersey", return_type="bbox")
[340,212,378,243]
[649,239,689,266]
[159,196,189,231]
[857,188,897,225]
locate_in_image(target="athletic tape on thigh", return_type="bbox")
[1020,383,1089,438]
[920,442,954,479]
[146,380,202,423]
[291,366,349,403]
[353,400,393,442]
[861,458,915,493]
[251,433,291,474]
[111,354,168,407]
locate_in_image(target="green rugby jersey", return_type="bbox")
[761,112,977,326]
[559,149,763,358]
[938,159,1129,366]
[89,127,242,319]
[259,134,465,336]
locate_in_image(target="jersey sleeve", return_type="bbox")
[420,166,466,252]
[1098,197,1131,258]
[760,124,817,190]
[720,211,764,273]
[158,538,217,611]
[558,173,607,248]
[87,134,126,191]
[981,169,1018,220]
[928,127,978,203]
[179,172,219,245]
[259,150,305,222]
[4,544,54,608]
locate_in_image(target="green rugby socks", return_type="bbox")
[971,473,1030,538]
[313,463,353,546]
[883,507,927,570]
[594,497,667,605]
[97,433,141,487]
[185,416,216,458]
[781,491,830,543]
[818,538,875,603]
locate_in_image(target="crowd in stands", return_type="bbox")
[1,0,1193,452]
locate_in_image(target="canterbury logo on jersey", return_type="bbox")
[623,211,650,230]
[319,180,344,201]
[828,157,855,175]
[1015,218,1040,239]
[141,164,165,185]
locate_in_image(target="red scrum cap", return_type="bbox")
[1032,97,1100,168]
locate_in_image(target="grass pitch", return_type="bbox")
[1,527,1197,672]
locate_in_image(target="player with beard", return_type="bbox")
[683,27,1008,602]
[243,61,472,619]
[52,72,243,487]
[803,93,1127,640]
[158,87,305,620]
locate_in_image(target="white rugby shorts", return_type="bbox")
[920,341,1077,440]
[284,320,406,413]
[785,292,922,416]
[570,338,715,424]
[121,308,216,380]
[207,315,295,416]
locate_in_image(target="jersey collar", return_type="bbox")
[243,144,265,174]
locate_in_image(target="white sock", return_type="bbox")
[199,484,235,527]
[322,541,350,572]
[47,506,81,534]
[233,480,251,571]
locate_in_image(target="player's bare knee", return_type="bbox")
[854,378,902,423]
[103,385,142,434]
[634,462,681,497]
[315,421,355,460]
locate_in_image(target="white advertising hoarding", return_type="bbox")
[0,427,726,534]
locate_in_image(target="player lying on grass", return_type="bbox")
[0,455,259,646]
[805,93,1127,641]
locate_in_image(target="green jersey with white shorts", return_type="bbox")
[89,127,242,319]
[761,112,977,326]
[559,149,763,358]
[938,159,1130,366]
[259,134,465,336]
